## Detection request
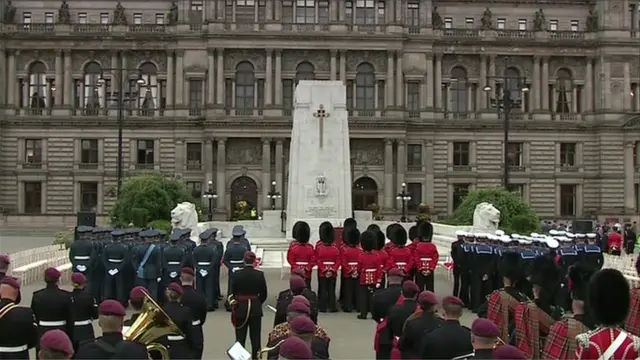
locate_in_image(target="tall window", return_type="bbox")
[188,80,203,115]
[407,81,420,115]
[452,184,470,211]
[507,142,523,169]
[235,62,255,113]
[295,62,315,84]
[25,61,49,115]
[186,143,202,170]
[560,142,577,167]
[24,139,42,167]
[282,79,294,114]
[407,182,422,211]
[234,0,254,23]
[296,0,315,23]
[156,13,165,24]
[319,0,330,23]
[99,13,108,24]
[450,67,467,113]
[555,68,573,113]
[137,140,155,166]
[82,62,104,115]
[190,0,204,23]
[453,142,470,167]
[355,0,376,24]
[24,182,42,214]
[139,62,158,116]
[80,139,99,167]
[133,13,142,24]
[549,19,558,31]
[80,182,98,212]
[570,20,579,31]
[45,12,54,23]
[497,18,505,29]
[407,144,422,170]
[505,67,522,105]
[507,184,524,197]
[355,63,375,111]
[518,19,527,30]
[560,184,576,216]
[407,2,419,29]
[187,181,202,199]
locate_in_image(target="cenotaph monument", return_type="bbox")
[286,81,352,241]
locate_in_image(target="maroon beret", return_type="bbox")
[181,267,194,276]
[290,315,315,334]
[401,281,420,296]
[471,318,500,338]
[0,253,10,265]
[291,295,310,308]
[243,251,256,263]
[492,345,526,360]
[287,301,311,315]
[99,300,126,317]
[44,267,61,281]
[39,329,74,356]
[442,295,464,306]
[289,276,306,292]
[418,291,438,306]
[278,336,313,360]
[167,282,183,296]
[71,272,87,285]
[387,268,404,277]
[129,286,148,302]
[0,276,20,290]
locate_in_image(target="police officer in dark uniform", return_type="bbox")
[164,231,189,288]
[0,276,37,360]
[162,283,196,359]
[69,226,96,293]
[69,273,98,352]
[31,268,74,350]
[194,228,219,311]
[224,226,251,311]
[230,251,268,360]
[133,229,163,301]
[74,300,148,359]
[420,296,472,359]
[103,229,129,305]
[180,267,207,359]
[398,291,443,359]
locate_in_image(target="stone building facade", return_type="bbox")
[1,0,639,225]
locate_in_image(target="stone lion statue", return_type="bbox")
[171,202,202,244]
[472,202,501,233]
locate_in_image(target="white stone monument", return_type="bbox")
[286,81,353,241]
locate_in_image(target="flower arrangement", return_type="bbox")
[233,200,253,220]
[368,203,383,220]
[416,203,432,222]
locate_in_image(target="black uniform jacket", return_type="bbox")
[371,284,402,322]
[386,299,418,340]
[31,285,74,339]
[163,301,196,356]
[70,288,98,343]
[421,319,473,359]
[274,288,319,326]
[0,298,37,358]
[181,285,207,347]
[74,332,148,359]
[232,266,268,318]
[398,311,443,358]
[470,348,495,359]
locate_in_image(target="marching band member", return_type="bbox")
[180,267,208,359]
[69,273,98,352]
[287,222,316,288]
[420,296,472,359]
[413,222,438,292]
[469,318,501,360]
[357,231,383,320]
[384,224,403,253]
[315,221,340,313]
[264,311,330,360]
[124,286,147,329]
[278,336,313,360]
[398,291,442,359]
[341,227,363,313]
[608,223,623,256]
[38,329,74,360]
[0,276,37,360]
[267,302,329,350]
[386,226,413,280]
[31,268,74,351]
[163,283,196,359]
[275,277,309,327]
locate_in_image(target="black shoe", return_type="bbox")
[329,308,339,313]
[343,309,352,313]
[357,315,367,320]
[318,309,327,313]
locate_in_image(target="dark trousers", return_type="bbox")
[0,351,29,359]
[358,284,374,317]
[135,277,159,301]
[317,275,337,311]
[470,274,491,311]
[305,277,312,289]
[235,316,262,360]
[104,272,126,304]
[342,277,358,312]
[452,266,461,297]
[611,249,622,256]
[376,344,392,360]
[215,265,222,299]
[459,270,471,306]
[196,272,216,310]
[415,271,434,292]
[91,267,104,302]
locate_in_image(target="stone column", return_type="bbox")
[265,0,273,20]
[541,57,549,111]
[479,55,487,109]
[395,0,402,22]
[338,0,345,21]
[55,51,63,106]
[63,50,72,107]
[434,55,442,109]
[397,140,406,187]
[386,0,394,23]
[7,51,15,108]
[339,50,346,84]
[396,51,403,107]
[425,140,435,205]
[262,139,271,209]
[204,140,213,183]
[330,0,338,22]
[265,49,273,105]
[175,51,184,105]
[426,55,433,108]
[330,50,337,81]
[387,51,394,106]
[624,62,631,110]
[384,139,393,209]
[175,140,185,173]
[216,139,226,211]
[275,50,282,105]
[207,50,215,105]
[216,49,224,104]
[585,58,593,111]
[275,140,284,209]
[0,49,6,105]
[532,56,540,111]
[166,51,174,108]
[625,142,636,211]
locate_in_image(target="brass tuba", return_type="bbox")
[258,339,285,360]
[123,291,185,360]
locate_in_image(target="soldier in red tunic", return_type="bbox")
[576,268,640,359]
[337,218,357,305]
[287,221,316,288]
[340,227,363,313]
[624,256,640,336]
[386,227,414,278]
[315,221,340,313]
[373,230,389,288]
[412,222,438,292]
[357,231,382,320]
[384,224,403,254]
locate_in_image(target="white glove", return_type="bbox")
[157,277,162,283]
[169,271,177,278]
[232,267,241,273]
[76,265,86,272]
[199,269,208,277]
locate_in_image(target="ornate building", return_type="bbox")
[0,0,639,225]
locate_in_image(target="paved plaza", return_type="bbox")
[20,269,474,359]
[0,228,63,254]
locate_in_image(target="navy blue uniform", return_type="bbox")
[471,243,494,311]
[133,231,163,301]
[102,232,129,304]
[223,239,250,310]
[69,226,97,294]
[163,242,188,285]
[193,240,219,311]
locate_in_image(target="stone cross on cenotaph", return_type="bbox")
[286,81,353,241]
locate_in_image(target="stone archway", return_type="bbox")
[352,176,378,211]
[230,176,258,211]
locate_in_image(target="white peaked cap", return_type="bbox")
[586,233,596,238]
[576,233,586,238]
[455,230,467,236]
[495,230,505,236]
[500,236,512,243]
[549,229,559,236]
[511,234,520,239]
[530,232,540,238]
[557,230,566,236]
[566,232,575,238]
[615,223,622,228]
[546,239,560,249]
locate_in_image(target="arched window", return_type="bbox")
[356,63,375,111]
[139,62,157,116]
[83,62,103,116]
[450,66,467,113]
[555,69,573,114]
[505,67,521,103]
[235,62,255,113]
[295,62,315,85]
[26,61,48,115]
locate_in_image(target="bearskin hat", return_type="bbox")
[292,221,311,244]
[374,230,386,251]
[318,222,334,244]
[408,226,418,241]
[529,256,559,289]
[498,252,522,281]
[343,218,357,229]
[343,227,361,247]
[367,224,381,233]
[360,231,376,252]
[386,223,403,243]
[393,226,408,246]
[568,263,596,301]
[589,268,630,326]
[417,221,433,242]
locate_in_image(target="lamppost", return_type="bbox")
[482,57,529,189]
[396,182,411,222]
[202,180,218,221]
[95,51,146,198]
[267,180,281,210]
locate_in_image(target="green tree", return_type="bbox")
[110,174,200,226]
[443,187,540,235]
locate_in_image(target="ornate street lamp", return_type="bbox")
[202,180,218,221]
[396,182,412,222]
[267,180,281,210]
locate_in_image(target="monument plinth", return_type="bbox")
[286,81,352,241]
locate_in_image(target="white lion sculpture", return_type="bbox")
[472,202,501,233]
[171,202,202,245]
